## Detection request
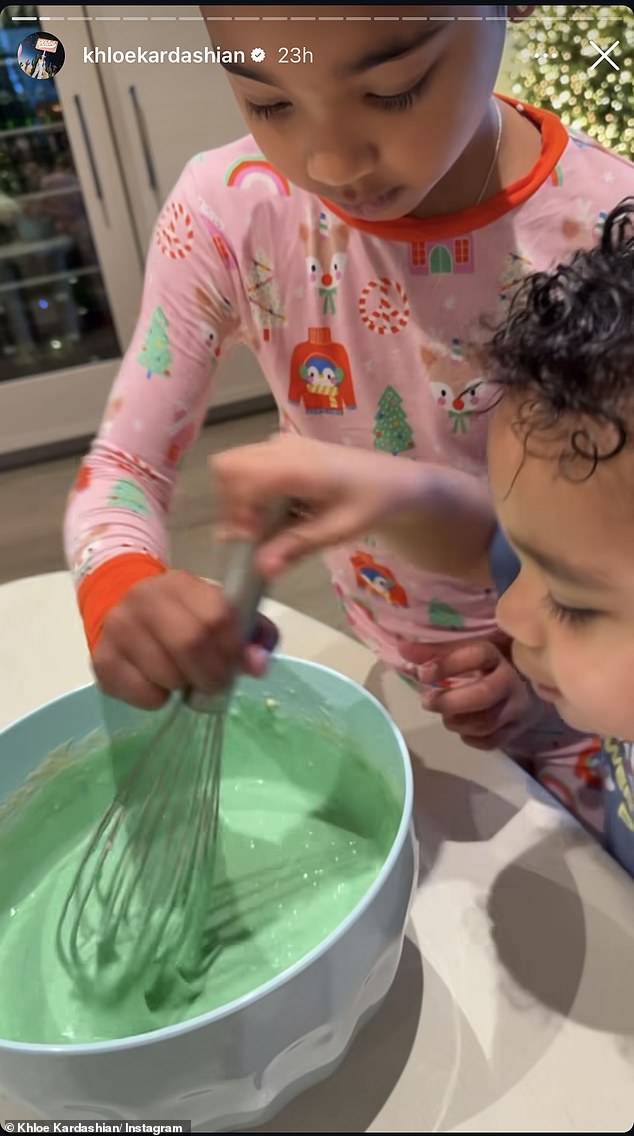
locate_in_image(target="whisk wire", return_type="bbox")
[56,509,287,1003]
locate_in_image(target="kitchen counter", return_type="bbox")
[0,571,632,1132]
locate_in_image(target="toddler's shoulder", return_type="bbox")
[602,737,634,880]
[559,127,632,192]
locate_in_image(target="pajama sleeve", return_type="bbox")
[63,158,252,654]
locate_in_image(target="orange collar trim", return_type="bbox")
[320,96,568,242]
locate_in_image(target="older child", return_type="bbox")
[64,7,631,799]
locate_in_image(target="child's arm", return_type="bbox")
[63,158,271,709]
[377,468,494,586]
[212,435,495,585]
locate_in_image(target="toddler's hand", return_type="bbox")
[211,435,423,577]
[92,569,278,710]
[400,638,542,751]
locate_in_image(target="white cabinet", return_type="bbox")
[0,4,270,462]
[83,4,270,419]
[85,6,248,251]
[0,4,142,456]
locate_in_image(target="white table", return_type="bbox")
[1,572,633,1132]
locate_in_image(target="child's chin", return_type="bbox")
[392,190,428,221]
[557,701,604,738]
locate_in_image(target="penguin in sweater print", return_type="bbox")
[288,327,356,415]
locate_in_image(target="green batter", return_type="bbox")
[0,693,400,1045]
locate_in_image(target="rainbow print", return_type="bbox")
[225,156,291,196]
[551,164,564,187]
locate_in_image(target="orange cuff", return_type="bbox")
[77,553,167,654]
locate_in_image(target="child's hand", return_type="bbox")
[92,569,278,710]
[211,435,424,577]
[400,638,542,751]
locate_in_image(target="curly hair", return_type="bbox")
[488,198,634,477]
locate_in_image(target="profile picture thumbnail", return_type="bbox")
[17,32,65,81]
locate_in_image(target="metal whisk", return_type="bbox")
[56,514,284,1005]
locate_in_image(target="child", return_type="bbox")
[488,199,634,867]
[64,6,631,793]
[213,199,634,861]
[461,198,634,869]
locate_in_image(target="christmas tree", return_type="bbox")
[108,480,149,516]
[500,6,632,158]
[137,306,171,379]
[246,253,285,342]
[373,386,415,456]
[428,599,465,631]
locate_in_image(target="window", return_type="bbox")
[454,238,471,265]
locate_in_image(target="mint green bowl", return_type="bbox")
[0,655,416,1131]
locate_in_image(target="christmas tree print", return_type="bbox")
[108,480,150,516]
[246,252,285,342]
[137,307,171,379]
[428,599,464,630]
[373,386,415,455]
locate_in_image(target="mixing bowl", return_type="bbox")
[0,655,416,1131]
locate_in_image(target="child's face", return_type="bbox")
[489,396,634,741]
[205,5,506,221]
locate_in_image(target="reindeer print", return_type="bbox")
[421,338,493,437]
[299,210,350,316]
[194,284,237,364]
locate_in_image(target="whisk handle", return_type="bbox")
[186,500,289,714]
[223,538,268,641]
[226,497,290,638]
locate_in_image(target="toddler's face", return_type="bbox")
[489,396,634,741]
[204,4,506,221]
